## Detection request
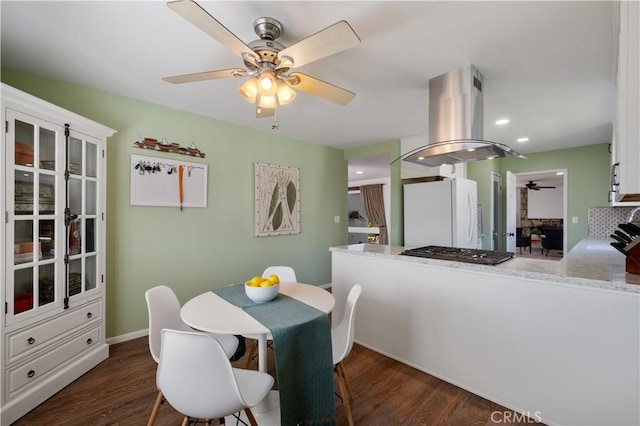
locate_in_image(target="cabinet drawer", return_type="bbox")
[7,301,101,361]
[7,326,102,396]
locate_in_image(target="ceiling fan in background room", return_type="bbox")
[525,180,556,191]
[162,0,361,121]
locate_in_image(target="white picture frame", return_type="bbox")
[255,162,300,236]
[130,154,207,208]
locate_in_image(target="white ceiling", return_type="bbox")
[1,1,616,180]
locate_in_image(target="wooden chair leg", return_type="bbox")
[147,390,163,426]
[337,362,354,401]
[244,408,258,426]
[335,366,354,426]
[244,340,257,369]
[181,417,189,426]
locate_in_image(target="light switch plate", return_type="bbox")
[334,215,340,224]
[572,216,579,224]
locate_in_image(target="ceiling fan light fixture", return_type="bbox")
[276,80,296,105]
[257,94,277,109]
[257,70,277,96]
[237,78,258,103]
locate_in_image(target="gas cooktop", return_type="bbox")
[400,245,515,265]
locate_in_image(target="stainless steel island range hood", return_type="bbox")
[400,65,525,167]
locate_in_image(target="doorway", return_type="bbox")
[509,169,568,259]
[347,153,391,244]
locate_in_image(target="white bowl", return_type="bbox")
[244,282,280,303]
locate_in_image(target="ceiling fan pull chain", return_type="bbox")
[272,108,279,130]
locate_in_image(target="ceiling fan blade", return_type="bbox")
[278,20,360,69]
[290,72,355,105]
[163,68,245,84]
[167,0,256,64]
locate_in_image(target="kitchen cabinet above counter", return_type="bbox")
[611,0,640,203]
[330,238,640,293]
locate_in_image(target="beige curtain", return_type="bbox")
[360,184,389,245]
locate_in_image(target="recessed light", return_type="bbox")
[517,137,529,143]
[556,171,564,175]
[417,156,425,160]
[355,170,364,175]
[495,118,510,125]
[467,148,476,152]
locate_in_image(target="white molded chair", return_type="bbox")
[332,284,363,426]
[261,266,297,286]
[157,329,274,426]
[145,285,239,426]
[244,266,297,368]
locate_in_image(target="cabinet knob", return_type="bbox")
[27,370,36,379]
[86,312,93,319]
[86,338,93,345]
[27,337,35,345]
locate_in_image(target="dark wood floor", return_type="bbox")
[12,337,539,425]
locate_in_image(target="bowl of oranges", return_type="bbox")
[244,274,280,303]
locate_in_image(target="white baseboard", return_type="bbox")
[319,283,332,290]
[106,328,148,345]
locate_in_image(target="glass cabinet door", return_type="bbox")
[6,111,64,323]
[67,132,103,299]
[5,110,104,325]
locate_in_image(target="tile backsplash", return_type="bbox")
[588,207,640,236]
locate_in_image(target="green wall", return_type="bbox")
[2,69,348,338]
[467,143,611,251]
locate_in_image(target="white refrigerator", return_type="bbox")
[403,178,478,248]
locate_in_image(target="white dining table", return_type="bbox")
[180,283,335,373]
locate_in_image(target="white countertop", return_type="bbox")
[330,237,640,294]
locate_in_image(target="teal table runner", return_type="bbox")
[213,284,335,426]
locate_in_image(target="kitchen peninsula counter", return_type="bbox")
[330,237,640,293]
[330,238,640,426]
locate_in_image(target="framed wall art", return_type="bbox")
[255,162,300,236]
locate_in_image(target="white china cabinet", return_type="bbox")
[611,0,640,204]
[1,84,115,425]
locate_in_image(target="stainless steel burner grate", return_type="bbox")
[400,245,514,265]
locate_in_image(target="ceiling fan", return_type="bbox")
[525,180,556,191]
[162,0,361,118]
